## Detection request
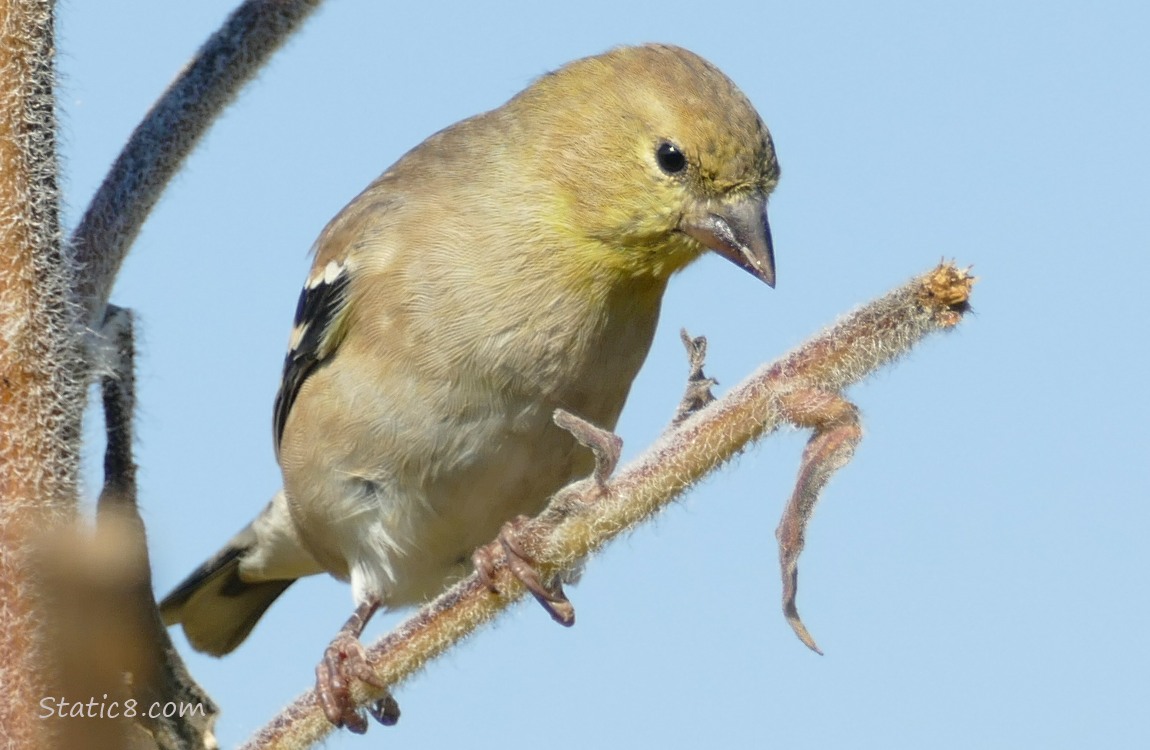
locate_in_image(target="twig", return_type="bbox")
[0,2,83,746]
[40,308,219,750]
[241,261,975,750]
[671,329,717,425]
[95,306,220,750]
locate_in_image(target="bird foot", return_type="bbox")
[473,515,575,626]
[315,602,399,733]
[471,413,621,627]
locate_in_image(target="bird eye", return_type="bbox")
[655,142,687,174]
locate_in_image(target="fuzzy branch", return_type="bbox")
[96,307,219,749]
[70,0,323,323]
[243,262,975,750]
[0,1,83,746]
[41,307,219,749]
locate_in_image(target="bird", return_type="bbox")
[160,42,779,732]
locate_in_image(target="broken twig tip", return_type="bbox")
[920,261,977,322]
[553,408,622,489]
[786,614,824,656]
[673,329,717,424]
[782,566,823,654]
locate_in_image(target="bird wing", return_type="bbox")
[273,257,352,452]
[272,188,403,453]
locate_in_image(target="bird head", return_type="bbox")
[510,43,779,287]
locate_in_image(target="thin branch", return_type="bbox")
[242,262,976,750]
[38,308,217,749]
[671,328,718,425]
[94,306,219,750]
[70,0,324,324]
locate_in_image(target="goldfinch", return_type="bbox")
[161,42,779,731]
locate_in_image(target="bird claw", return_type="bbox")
[367,694,401,727]
[315,601,398,732]
[473,515,575,626]
[471,412,620,627]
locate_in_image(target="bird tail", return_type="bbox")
[159,541,295,657]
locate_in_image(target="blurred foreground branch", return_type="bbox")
[244,262,975,750]
[45,307,219,750]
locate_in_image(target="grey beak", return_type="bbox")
[681,193,776,287]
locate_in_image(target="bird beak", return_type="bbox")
[681,193,776,287]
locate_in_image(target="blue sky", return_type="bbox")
[58,2,1148,748]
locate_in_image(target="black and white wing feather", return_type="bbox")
[273,259,352,452]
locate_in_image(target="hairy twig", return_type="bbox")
[0,1,82,746]
[40,308,218,749]
[70,0,323,323]
[94,307,219,750]
[242,262,975,750]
